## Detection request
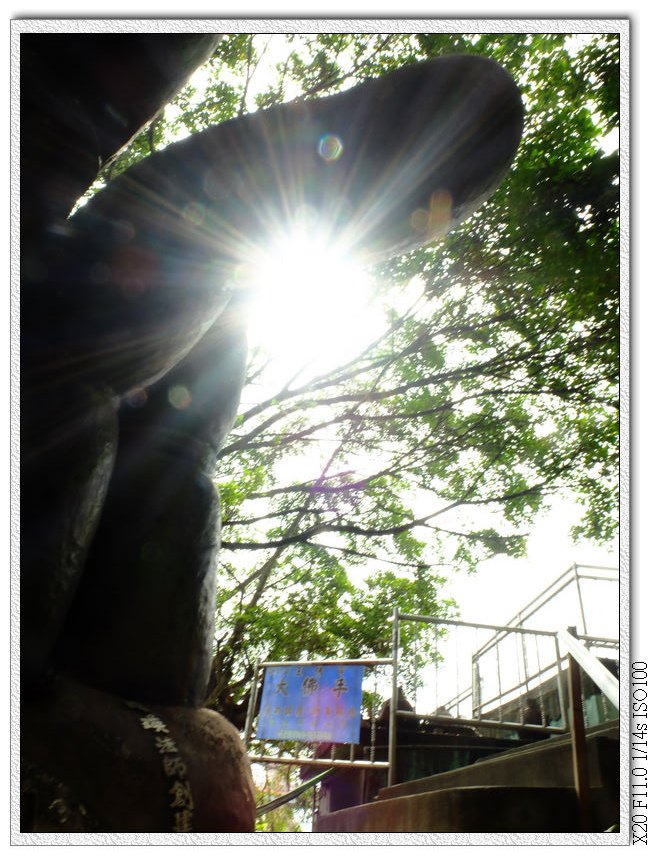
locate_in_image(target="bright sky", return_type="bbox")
[451,522,618,635]
[245,221,385,385]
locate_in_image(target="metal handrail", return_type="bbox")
[397,611,558,638]
[395,709,566,736]
[256,767,337,817]
[473,656,565,716]
[388,609,573,785]
[557,627,620,709]
[252,755,389,770]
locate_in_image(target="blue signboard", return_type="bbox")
[256,664,364,744]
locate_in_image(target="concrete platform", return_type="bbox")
[378,721,619,800]
[314,722,620,832]
[315,785,583,832]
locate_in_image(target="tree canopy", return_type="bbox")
[91,32,620,721]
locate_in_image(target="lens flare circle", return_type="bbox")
[317,134,344,163]
[168,384,192,410]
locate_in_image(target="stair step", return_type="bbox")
[378,726,619,801]
[315,785,585,833]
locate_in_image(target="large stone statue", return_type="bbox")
[19,33,523,832]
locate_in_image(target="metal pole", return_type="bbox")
[397,612,558,637]
[260,657,393,668]
[454,624,461,716]
[518,615,530,712]
[534,634,546,723]
[244,659,260,747]
[557,628,619,708]
[388,607,400,786]
[370,668,378,764]
[256,767,336,818]
[251,755,390,770]
[434,624,439,711]
[395,709,565,735]
[495,638,504,722]
[472,648,482,719]
[574,563,589,637]
[554,634,568,730]
[567,625,592,830]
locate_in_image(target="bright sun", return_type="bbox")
[244,220,383,380]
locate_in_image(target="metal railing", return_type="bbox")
[245,564,620,819]
[560,626,620,830]
[246,621,619,789]
[388,609,571,785]
[389,607,619,833]
[256,767,336,818]
[557,627,619,710]
[469,564,618,718]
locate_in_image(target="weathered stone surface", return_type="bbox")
[21,677,256,832]
[20,33,221,249]
[315,786,584,833]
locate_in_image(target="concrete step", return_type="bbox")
[377,722,619,802]
[315,785,587,832]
